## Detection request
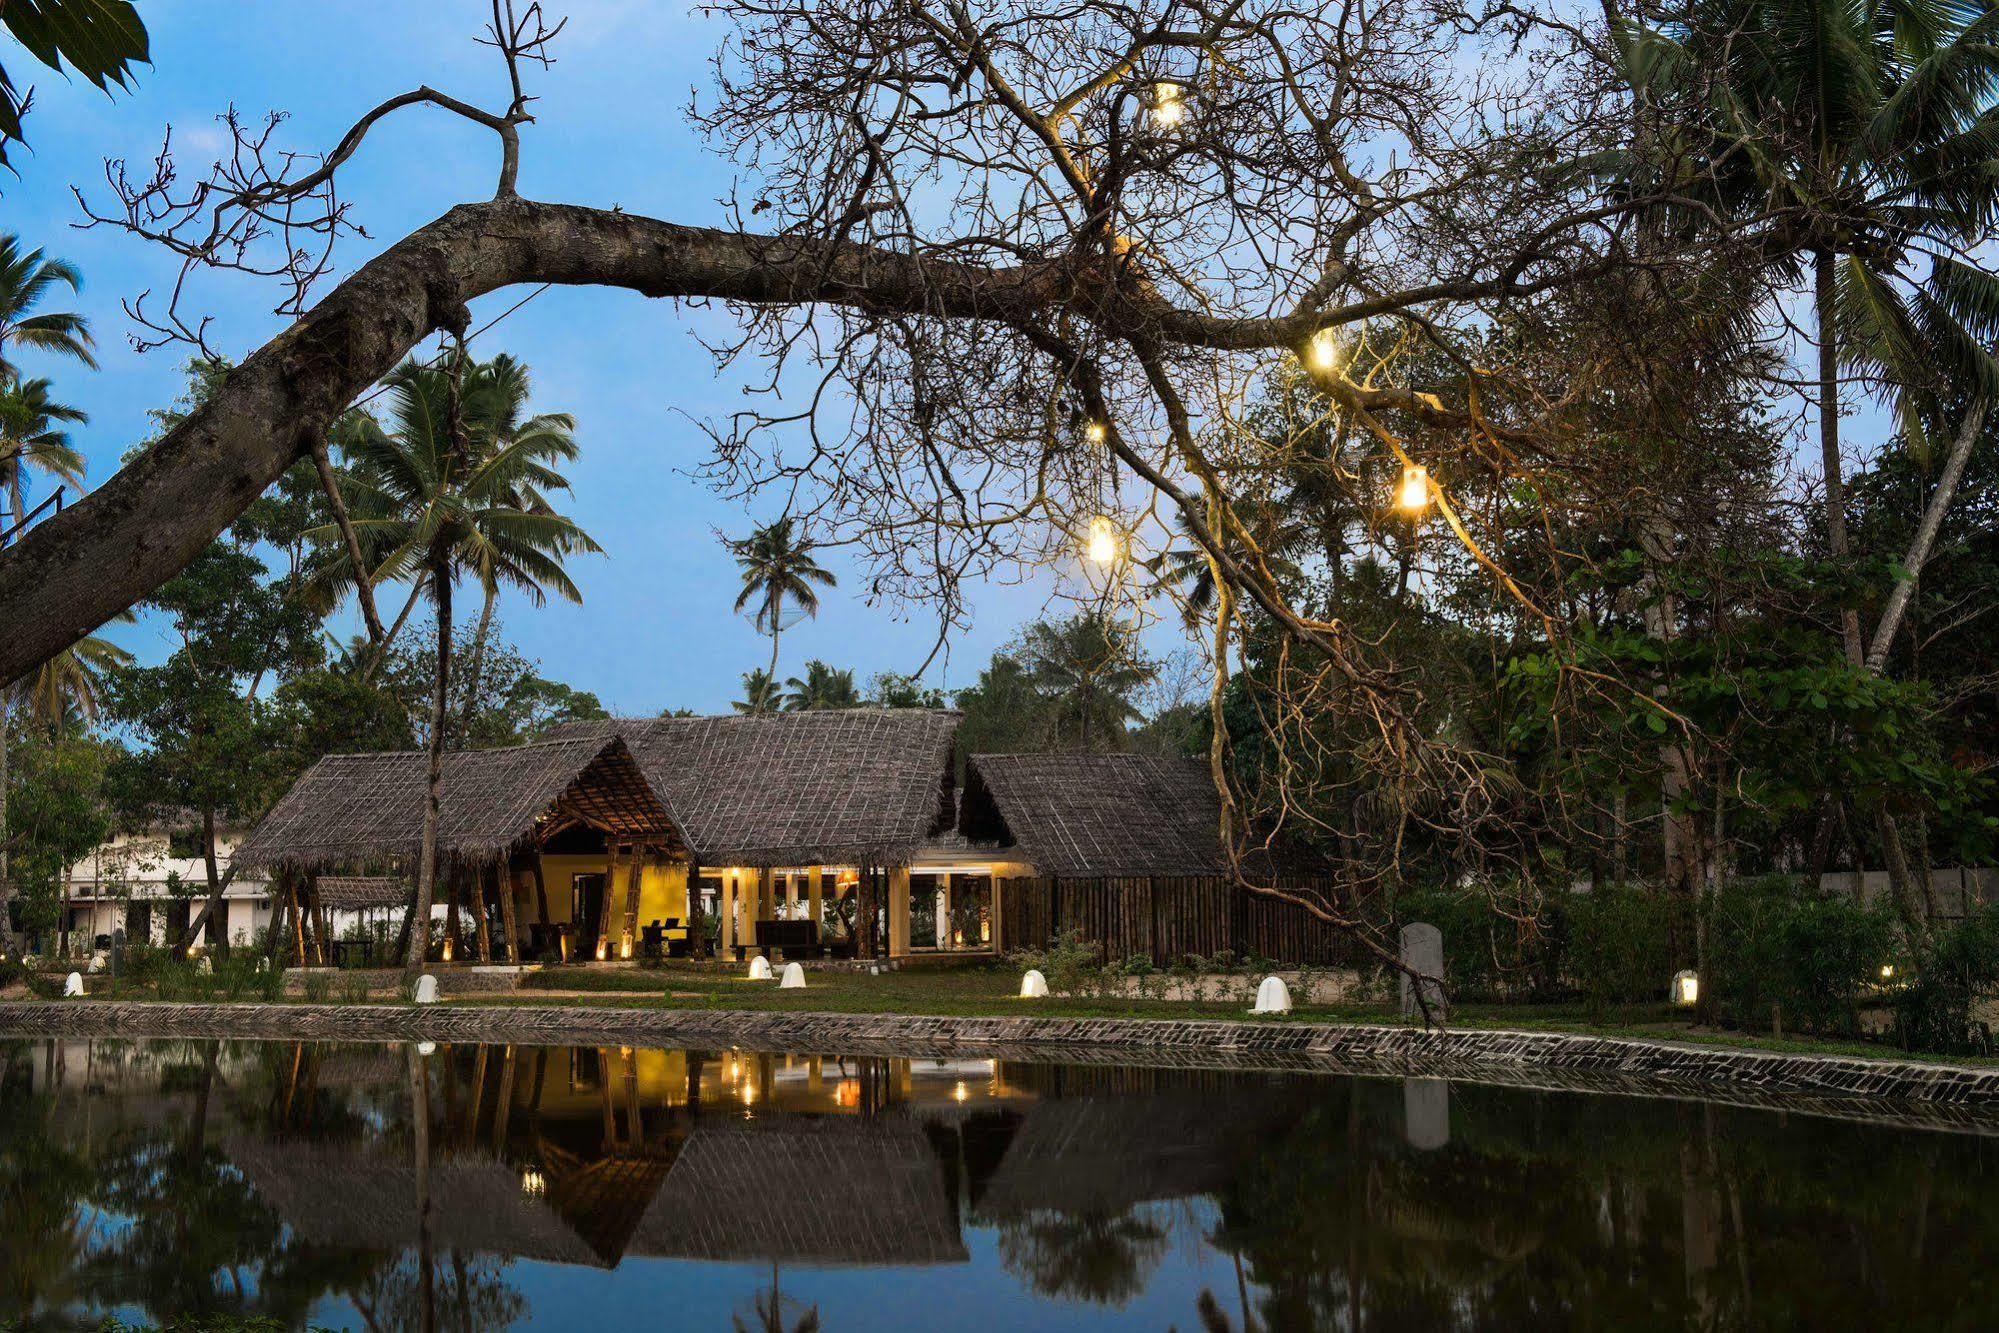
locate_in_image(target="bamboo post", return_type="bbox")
[621,845,644,958]
[467,864,492,963]
[496,862,520,964]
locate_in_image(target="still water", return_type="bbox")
[0,1035,1995,1330]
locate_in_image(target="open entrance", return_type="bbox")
[571,873,607,959]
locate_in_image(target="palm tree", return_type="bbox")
[0,235,95,383]
[734,668,783,715]
[12,624,131,733]
[1620,0,1999,664]
[783,660,860,711]
[1021,613,1158,750]
[321,350,600,971]
[0,376,88,959]
[728,518,835,680]
[1143,509,1306,630]
[0,375,86,529]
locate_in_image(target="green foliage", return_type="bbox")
[1007,928,1102,992]
[1704,879,1898,1037]
[5,728,111,932]
[0,3,148,175]
[1893,905,1999,1054]
[379,616,604,746]
[1564,886,1688,1017]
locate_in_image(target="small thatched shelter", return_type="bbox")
[958,754,1228,877]
[548,709,961,868]
[313,876,409,910]
[232,734,680,874]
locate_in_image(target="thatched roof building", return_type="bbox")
[629,1117,968,1266]
[958,754,1228,877]
[233,734,677,873]
[548,709,961,868]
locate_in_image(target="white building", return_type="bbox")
[60,815,275,953]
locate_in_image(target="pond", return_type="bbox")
[0,1035,1996,1330]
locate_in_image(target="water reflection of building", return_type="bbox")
[213,1044,1311,1277]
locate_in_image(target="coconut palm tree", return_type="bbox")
[728,518,835,680]
[1619,0,1999,663]
[733,668,783,716]
[0,236,95,383]
[1021,613,1158,750]
[12,623,131,733]
[0,375,85,529]
[0,376,88,959]
[783,660,860,711]
[1143,509,1306,630]
[321,350,600,971]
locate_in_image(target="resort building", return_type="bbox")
[55,813,275,953]
[229,708,1082,964]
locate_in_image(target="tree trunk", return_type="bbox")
[1866,401,1989,672]
[1815,249,1865,668]
[496,863,519,964]
[0,695,13,957]
[457,582,498,735]
[405,555,452,975]
[363,572,430,682]
[178,808,232,956]
[766,615,782,703]
[466,862,491,963]
[310,436,386,645]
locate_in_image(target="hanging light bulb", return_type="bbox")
[1397,464,1430,513]
[1149,82,1186,129]
[1086,515,1121,566]
[1083,420,1108,446]
[1305,327,1348,373]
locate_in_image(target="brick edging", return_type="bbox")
[0,1000,1993,1115]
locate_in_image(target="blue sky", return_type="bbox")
[5,1,1077,714]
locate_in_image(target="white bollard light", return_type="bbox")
[779,962,806,989]
[413,974,440,1005]
[1251,975,1293,1015]
[1019,968,1049,999]
[62,972,84,998]
[748,955,773,981]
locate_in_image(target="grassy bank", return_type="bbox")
[480,960,1990,1065]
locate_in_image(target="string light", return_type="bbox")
[1086,515,1121,566]
[1397,464,1430,513]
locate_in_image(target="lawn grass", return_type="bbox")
[483,960,1999,1064]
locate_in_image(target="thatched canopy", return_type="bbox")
[234,735,680,873]
[629,1117,968,1265]
[315,876,407,909]
[959,754,1228,876]
[549,709,960,867]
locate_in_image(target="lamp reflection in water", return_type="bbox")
[520,1167,546,1198]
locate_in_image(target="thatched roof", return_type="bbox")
[227,1139,604,1266]
[959,754,1228,877]
[549,710,961,868]
[315,876,407,909]
[233,735,679,872]
[629,1117,968,1265]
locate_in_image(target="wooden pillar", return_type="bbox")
[620,845,644,958]
[531,857,552,924]
[684,857,702,954]
[808,867,823,933]
[496,863,520,964]
[755,867,774,951]
[467,864,492,963]
[888,865,911,958]
[718,871,736,958]
[855,866,876,958]
[443,865,462,963]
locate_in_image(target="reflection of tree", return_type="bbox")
[997,1207,1170,1307]
[344,1250,525,1333]
[0,1048,94,1324]
[732,1261,821,1333]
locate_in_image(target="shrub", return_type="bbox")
[1706,881,1895,1037]
[1893,905,1999,1054]
[1007,929,1102,992]
[1565,886,1688,1018]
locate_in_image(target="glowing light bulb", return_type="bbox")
[1149,82,1186,129]
[1083,420,1108,445]
[953,1081,970,1102]
[1306,328,1347,373]
[521,1167,546,1197]
[1397,464,1430,513]
[1086,515,1121,566]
